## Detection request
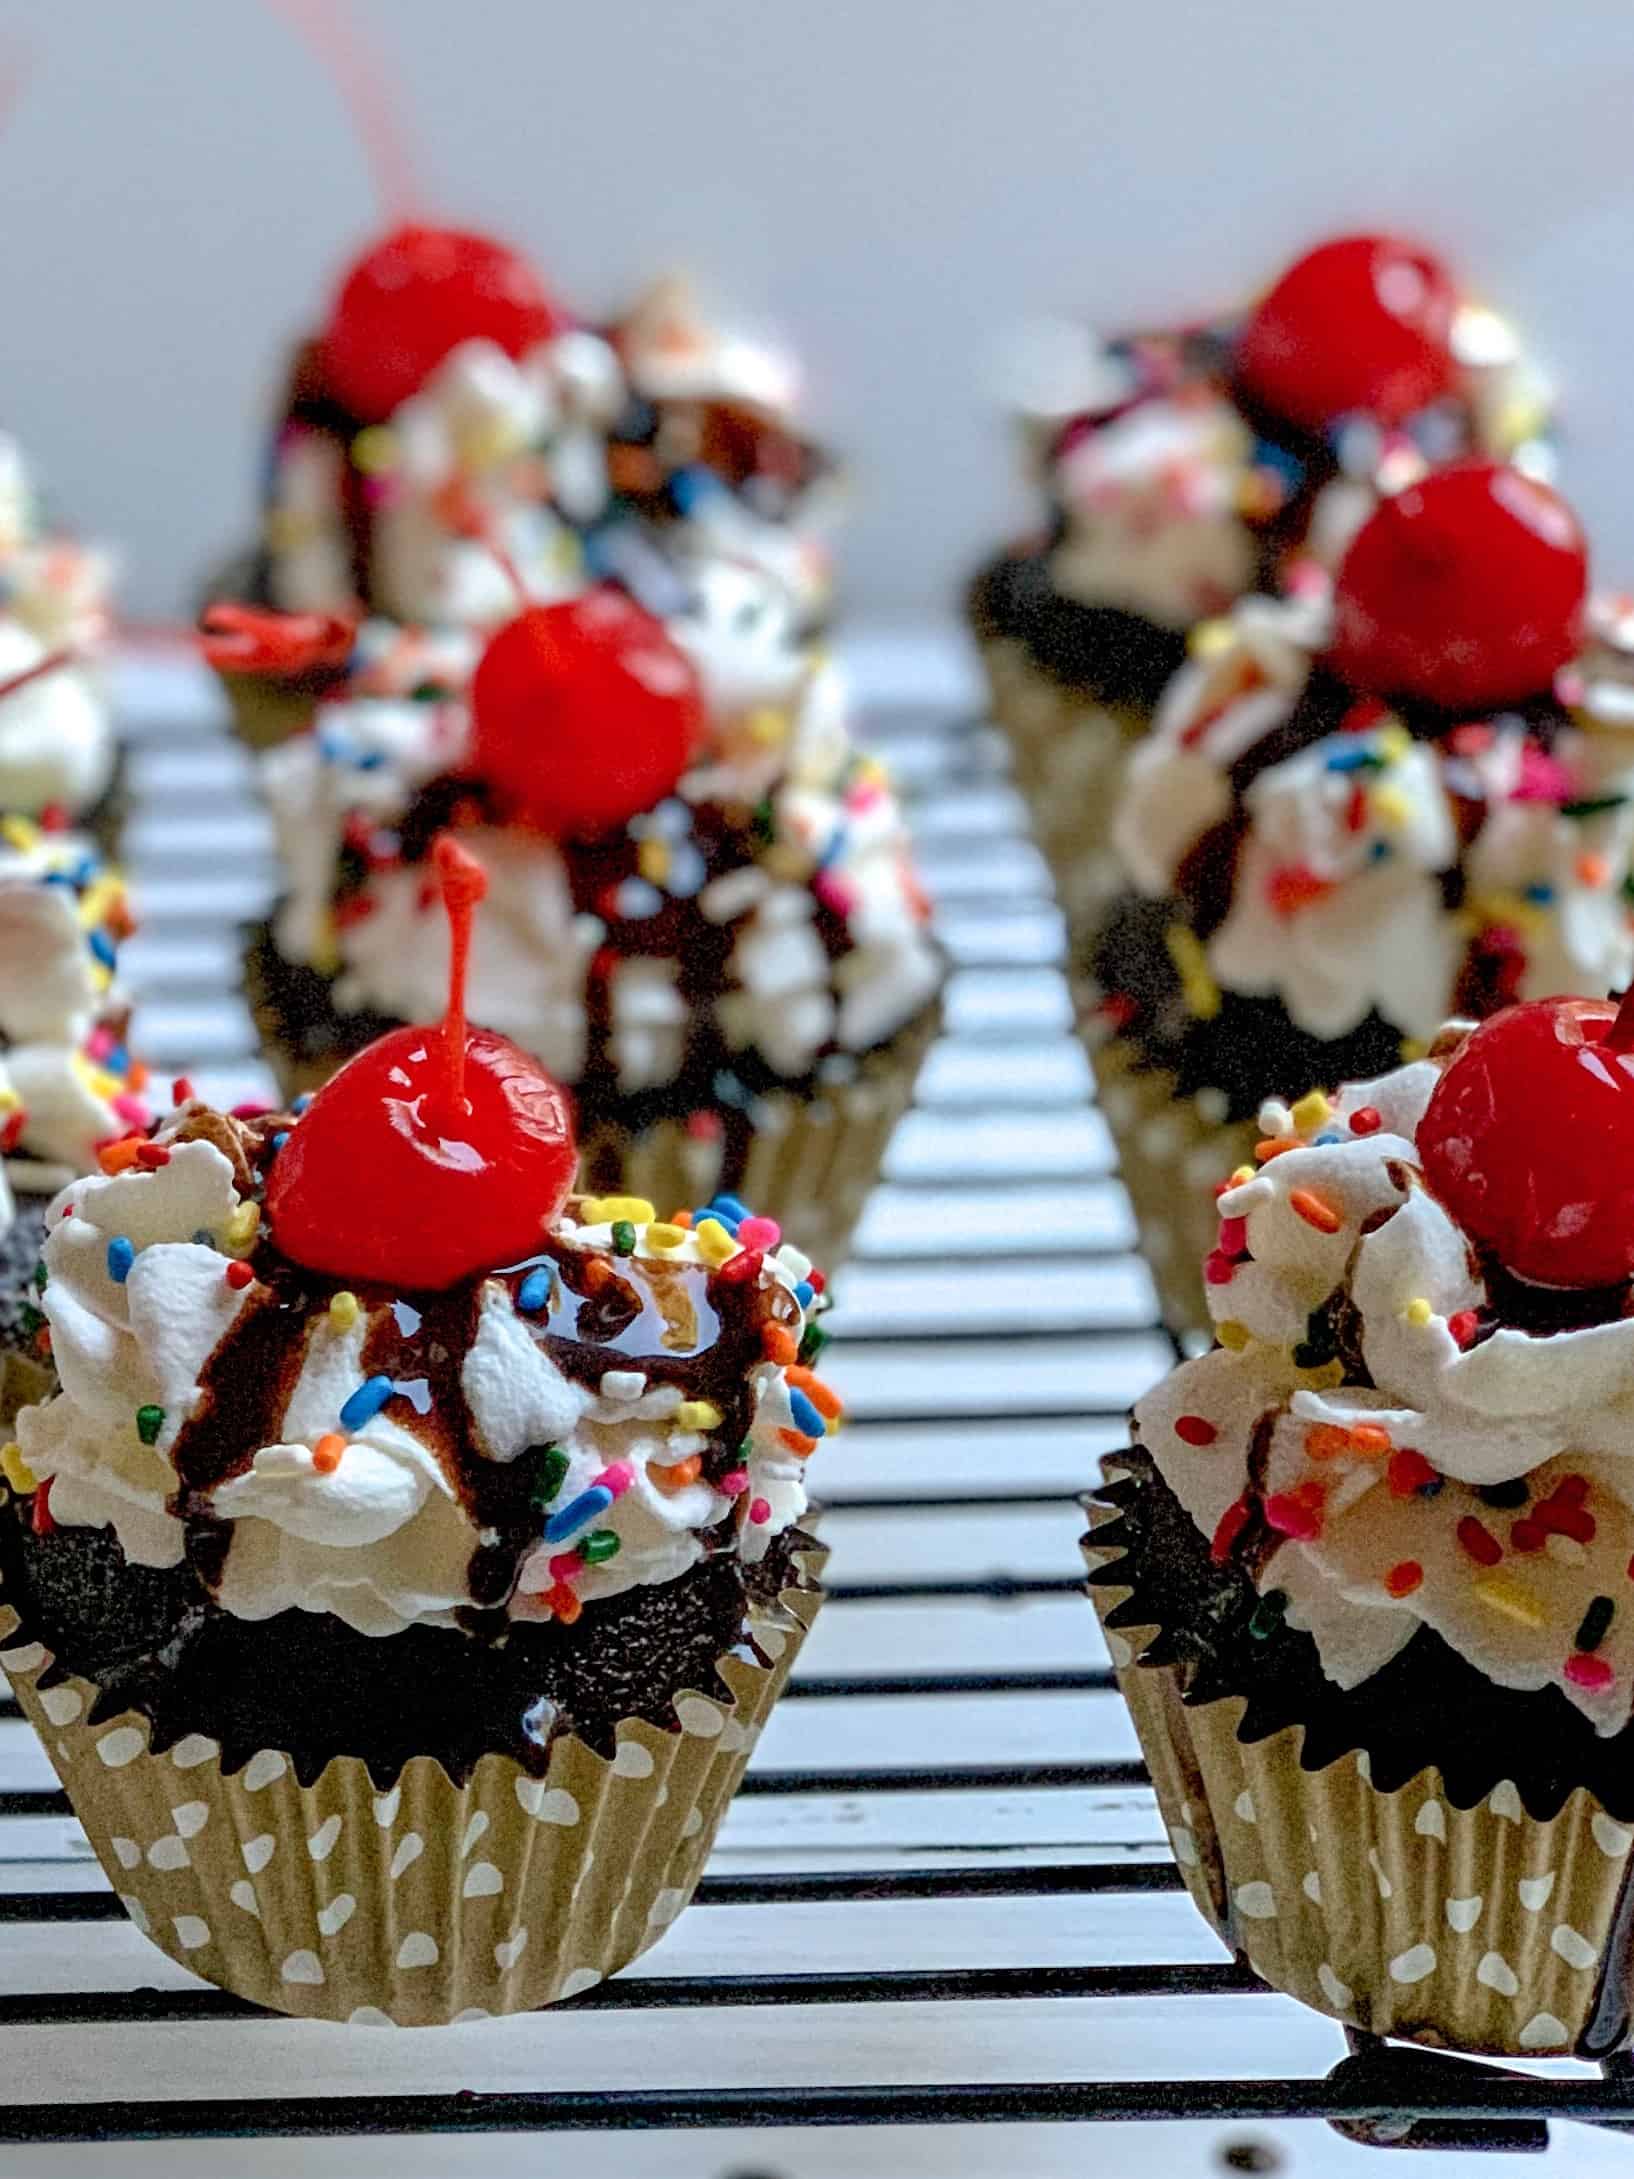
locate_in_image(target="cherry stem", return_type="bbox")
[431,833,488,1120]
[0,648,74,705]
[1607,985,1634,1055]
[266,0,420,224]
[198,604,357,676]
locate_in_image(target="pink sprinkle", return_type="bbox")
[596,1462,635,1499]
[718,1468,750,1495]
[813,872,859,918]
[85,1025,115,1063]
[738,1216,781,1250]
[111,1094,150,1129]
[749,1496,772,1526]
[1204,1251,1236,1287]
[1513,745,1578,804]
[844,781,885,813]
[548,1553,582,1583]
[1216,1216,1247,1257]
[1566,1652,1615,1692]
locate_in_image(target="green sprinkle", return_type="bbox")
[579,1530,621,1565]
[135,1404,164,1447]
[1577,1595,1616,1653]
[1248,1589,1288,1642]
[797,1323,829,1366]
[18,1303,44,1336]
[31,1262,47,1293]
[529,1444,570,1509]
[1562,794,1628,819]
[611,1220,636,1257]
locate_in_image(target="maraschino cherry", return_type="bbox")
[1235,233,1460,433]
[269,0,569,424]
[1326,461,1587,713]
[1418,991,1634,1289]
[468,584,704,838]
[264,834,576,1289]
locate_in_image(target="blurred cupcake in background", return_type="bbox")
[235,551,940,1272]
[1084,460,1621,1334]
[0,434,117,837]
[969,234,1554,933]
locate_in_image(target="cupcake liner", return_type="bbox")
[1087,1026,1252,1341]
[1085,1494,1634,2057]
[978,636,1150,938]
[0,1549,822,2026]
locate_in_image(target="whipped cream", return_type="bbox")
[1136,1050,1634,1736]
[19,1118,829,1641]
[262,565,939,1091]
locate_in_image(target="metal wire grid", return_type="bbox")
[0,637,1629,2173]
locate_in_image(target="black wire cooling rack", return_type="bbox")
[0,636,1630,2177]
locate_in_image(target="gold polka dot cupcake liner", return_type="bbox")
[1087,1027,1253,1342]
[977,637,1149,941]
[1086,1507,1634,2057]
[0,1552,822,2026]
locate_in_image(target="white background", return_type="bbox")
[7,0,1634,621]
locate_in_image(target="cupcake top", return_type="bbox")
[1135,996,1634,1739]
[0,433,116,821]
[999,234,1553,637]
[260,567,939,1102]
[1098,464,1612,1110]
[17,841,835,1642]
[0,822,145,1206]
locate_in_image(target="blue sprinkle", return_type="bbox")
[669,464,724,515]
[517,1267,553,1314]
[1369,840,1392,863]
[697,1206,740,1237]
[271,1131,290,1154]
[42,870,76,889]
[88,929,117,970]
[71,857,98,888]
[356,750,384,771]
[292,1093,313,1114]
[710,1195,751,1223]
[793,1280,814,1310]
[105,1044,129,1076]
[339,1374,395,1432]
[1323,745,1369,773]
[191,1228,214,1247]
[106,1236,135,1284]
[787,1387,827,1439]
[815,826,849,870]
[1313,1131,1343,1146]
[544,1484,614,1545]
[1523,881,1556,905]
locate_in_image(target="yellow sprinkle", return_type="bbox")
[1403,1297,1434,1327]
[224,1200,261,1253]
[636,838,671,884]
[1229,1165,1255,1186]
[0,1088,20,1115]
[0,815,38,852]
[1473,1574,1546,1629]
[593,1196,655,1226]
[1375,723,1412,763]
[1188,618,1235,659]
[747,706,790,747]
[695,1218,740,1265]
[1165,926,1221,1021]
[1216,1320,1251,1352]
[645,1222,686,1252]
[1399,1039,1426,1063]
[1296,1359,1345,1390]
[1371,783,1413,828]
[0,1442,37,1494]
[329,1290,360,1331]
[676,1400,723,1432]
[1290,1090,1331,1133]
[350,425,400,476]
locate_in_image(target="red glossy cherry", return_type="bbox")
[321,222,570,424]
[1327,461,1587,713]
[1417,994,1634,1288]
[1235,233,1460,432]
[468,587,704,838]
[265,837,576,1288]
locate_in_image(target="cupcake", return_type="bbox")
[1087,459,1613,1335]
[1088,994,1634,2056]
[970,234,1554,932]
[242,555,940,1272]
[0,432,117,834]
[0,837,830,2025]
[597,275,840,627]
[0,823,145,1418]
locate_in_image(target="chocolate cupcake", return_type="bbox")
[245,559,940,1271]
[1088,997,1634,2055]
[0,839,830,2025]
[1086,460,1615,1334]
[971,235,1554,934]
